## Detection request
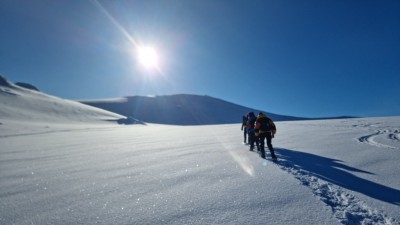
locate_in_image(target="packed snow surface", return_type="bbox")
[1,79,399,224]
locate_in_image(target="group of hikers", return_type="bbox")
[241,112,277,161]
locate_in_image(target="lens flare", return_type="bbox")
[228,150,255,177]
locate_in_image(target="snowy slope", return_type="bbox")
[79,94,307,125]
[1,76,399,225]
[0,76,125,126]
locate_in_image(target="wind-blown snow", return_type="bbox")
[1,77,399,225]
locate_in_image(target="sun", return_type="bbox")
[137,46,159,69]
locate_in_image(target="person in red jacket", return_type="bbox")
[255,112,277,160]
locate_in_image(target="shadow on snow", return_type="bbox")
[274,148,400,206]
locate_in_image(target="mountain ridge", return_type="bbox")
[0,75,354,125]
[80,94,307,125]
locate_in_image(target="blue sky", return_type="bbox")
[1,0,399,118]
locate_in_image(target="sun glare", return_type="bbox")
[137,46,159,69]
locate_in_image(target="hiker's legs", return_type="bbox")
[249,132,255,150]
[266,132,276,158]
[259,134,266,158]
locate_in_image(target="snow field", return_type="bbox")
[1,118,399,225]
[1,124,337,225]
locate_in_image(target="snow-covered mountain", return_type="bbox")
[79,94,307,125]
[0,75,347,126]
[1,75,399,224]
[0,75,125,125]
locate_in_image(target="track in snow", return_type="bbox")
[357,129,400,149]
[272,152,398,225]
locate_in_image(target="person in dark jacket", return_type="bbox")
[255,112,277,160]
[246,112,259,151]
[241,115,248,144]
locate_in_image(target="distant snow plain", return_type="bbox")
[1,79,399,225]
